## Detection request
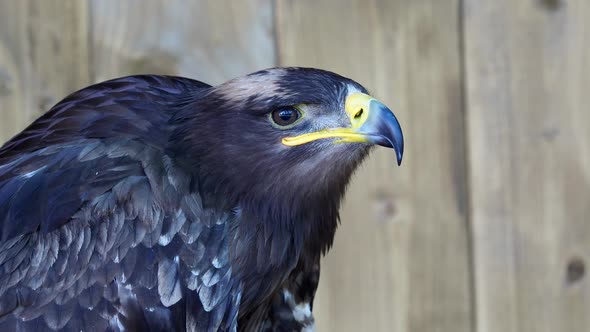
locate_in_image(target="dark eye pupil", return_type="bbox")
[279,110,293,121]
[272,108,300,126]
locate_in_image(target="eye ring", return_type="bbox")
[269,106,303,128]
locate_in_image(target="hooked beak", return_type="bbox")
[282,92,404,166]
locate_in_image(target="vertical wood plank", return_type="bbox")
[464,0,590,331]
[89,0,275,85]
[0,0,90,143]
[276,1,472,331]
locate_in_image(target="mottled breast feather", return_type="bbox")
[240,252,320,332]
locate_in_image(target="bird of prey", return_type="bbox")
[0,67,403,331]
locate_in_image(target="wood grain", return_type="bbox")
[464,0,590,331]
[89,0,275,85]
[0,0,90,142]
[276,1,472,331]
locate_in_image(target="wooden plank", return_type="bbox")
[89,0,275,85]
[0,0,90,143]
[464,0,590,331]
[276,1,472,331]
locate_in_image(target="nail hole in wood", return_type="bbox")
[566,257,585,285]
[373,191,397,223]
[37,95,55,115]
[0,68,13,97]
[541,127,559,142]
[539,0,563,11]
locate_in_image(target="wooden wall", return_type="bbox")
[0,1,588,331]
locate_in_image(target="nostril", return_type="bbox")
[354,108,363,119]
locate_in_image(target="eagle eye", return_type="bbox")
[270,107,302,128]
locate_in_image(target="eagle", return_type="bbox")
[0,68,403,331]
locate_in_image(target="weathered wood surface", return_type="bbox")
[276,1,472,331]
[464,0,590,331]
[1,0,589,331]
[89,0,275,84]
[0,0,90,143]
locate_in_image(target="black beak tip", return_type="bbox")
[375,135,404,166]
[393,139,404,166]
[391,124,404,166]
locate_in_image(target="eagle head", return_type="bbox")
[171,67,403,252]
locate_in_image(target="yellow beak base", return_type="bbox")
[281,92,405,165]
